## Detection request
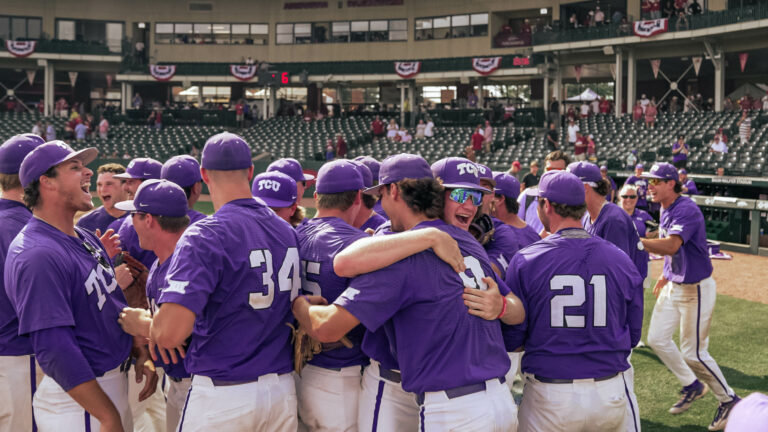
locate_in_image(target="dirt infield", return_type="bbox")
[648,252,768,305]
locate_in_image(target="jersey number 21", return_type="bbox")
[550,275,607,328]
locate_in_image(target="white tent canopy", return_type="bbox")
[727,83,766,101]
[566,88,599,102]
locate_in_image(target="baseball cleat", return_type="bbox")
[707,395,741,431]
[669,380,709,414]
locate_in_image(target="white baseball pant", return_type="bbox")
[647,278,735,403]
[176,373,297,432]
[32,364,132,432]
[623,360,641,432]
[357,360,419,432]
[128,365,166,432]
[505,352,523,394]
[0,355,38,432]
[518,372,629,432]
[418,377,517,432]
[297,364,361,431]
[164,376,191,432]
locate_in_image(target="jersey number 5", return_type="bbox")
[550,275,607,328]
[248,247,301,310]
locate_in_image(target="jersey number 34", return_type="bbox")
[550,275,607,328]
[248,247,301,309]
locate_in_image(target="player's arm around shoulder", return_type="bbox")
[641,233,682,256]
[292,295,359,343]
[462,276,524,325]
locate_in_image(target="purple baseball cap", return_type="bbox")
[115,179,188,217]
[725,393,768,431]
[0,134,45,174]
[251,171,297,208]
[678,168,687,175]
[567,161,602,186]
[475,163,496,186]
[641,162,679,181]
[19,141,98,188]
[114,157,162,180]
[364,153,433,195]
[493,172,521,200]
[267,158,315,182]
[161,155,202,188]
[349,160,373,188]
[354,156,380,184]
[530,170,585,206]
[431,157,490,193]
[201,132,252,171]
[316,160,364,194]
[635,163,644,170]
[600,165,608,172]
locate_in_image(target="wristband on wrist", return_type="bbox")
[496,295,507,320]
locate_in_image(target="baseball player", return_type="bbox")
[113,179,192,432]
[77,163,127,234]
[491,172,541,255]
[161,155,207,225]
[149,132,300,431]
[517,150,571,236]
[5,141,157,432]
[601,165,617,202]
[0,133,44,432]
[678,169,699,195]
[349,160,387,233]
[641,163,740,431]
[354,156,388,220]
[251,171,298,224]
[267,157,315,227]
[505,170,644,432]
[625,164,649,211]
[295,160,369,431]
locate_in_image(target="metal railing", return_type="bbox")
[690,195,768,256]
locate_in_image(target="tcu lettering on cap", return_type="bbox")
[457,162,478,177]
[258,179,281,192]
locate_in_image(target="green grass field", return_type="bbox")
[634,290,768,431]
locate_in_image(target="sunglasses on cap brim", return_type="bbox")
[448,188,483,206]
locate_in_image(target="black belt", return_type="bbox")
[533,373,618,384]
[416,377,505,405]
[378,367,402,384]
[201,372,290,387]
[167,375,188,383]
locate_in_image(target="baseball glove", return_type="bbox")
[287,323,354,376]
[469,213,496,246]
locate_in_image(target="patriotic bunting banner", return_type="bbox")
[633,19,668,38]
[692,56,702,76]
[650,60,661,79]
[230,65,258,81]
[150,65,177,81]
[394,62,420,79]
[471,57,502,75]
[739,53,748,72]
[5,40,36,57]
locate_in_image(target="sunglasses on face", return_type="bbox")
[621,195,638,199]
[449,188,484,206]
[648,178,668,186]
[545,166,563,172]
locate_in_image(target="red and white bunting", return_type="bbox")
[650,60,661,79]
[739,53,748,72]
[633,18,668,38]
[149,65,177,81]
[230,65,258,81]
[472,57,502,75]
[5,40,37,57]
[394,62,420,79]
[692,56,702,76]
[574,65,582,83]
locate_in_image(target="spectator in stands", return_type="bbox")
[640,94,650,112]
[612,9,624,23]
[668,96,680,113]
[546,122,559,151]
[642,0,652,19]
[569,13,580,29]
[619,16,631,35]
[424,117,435,137]
[574,131,587,161]
[601,166,617,202]
[675,6,689,30]
[678,169,699,195]
[663,0,675,17]
[98,116,109,140]
[671,135,690,168]
[325,140,336,161]
[148,109,162,131]
[386,119,399,140]
[235,100,245,128]
[586,134,597,161]
[416,119,426,138]
[31,121,42,137]
[55,97,68,118]
[549,96,560,126]
[401,129,413,143]
[633,101,644,124]
[594,6,605,25]
[74,121,88,142]
[483,120,494,153]
[599,97,612,114]
[580,101,590,118]
[566,104,577,122]
[567,118,579,148]
[336,133,347,158]
[688,0,702,14]
[45,122,56,141]
[371,115,385,141]
[471,124,484,153]
[651,0,662,19]
[716,166,725,176]
[509,160,522,180]
[619,185,656,238]
[738,111,752,144]
[134,41,145,65]
[723,97,734,112]
[132,93,142,109]
[710,137,729,153]
[520,19,532,45]
[752,96,762,111]
[590,97,600,115]
[645,100,658,128]
[521,161,540,190]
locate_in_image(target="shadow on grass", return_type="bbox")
[632,346,666,366]
[718,366,768,392]
[641,420,708,432]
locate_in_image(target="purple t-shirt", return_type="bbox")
[336,219,510,393]
[625,176,648,209]
[77,206,122,234]
[504,228,643,379]
[683,179,699,195]
[117,216,157,269]
[660,195,713,284]
[297,217,368,368]
[159,198,299,381]
[630,208,654,238]
[146,258,189,379]
[4,218,132,376]
[0,199,32,356]
[672,142,689,163]
[359,212,387,233]
[585,202,648,279]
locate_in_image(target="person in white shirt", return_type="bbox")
[386,119,399,139]
[580,102,590,118]
[591,98,600,114]
[483,120,494,153]
[567,119,580,147]
[424,117,435,137]
[640,94,650,113]
[31,121,42,136]
[710,139,728,154]
[416,119,426,138]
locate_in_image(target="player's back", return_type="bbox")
[117,215,157,268]
[160,198,299,381]
[0,199,32,355]
[585,202,648,278]
[507,228,643,379]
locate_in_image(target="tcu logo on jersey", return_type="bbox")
[84,263,118,311]
[258,179,281,192]
[457,162,479,177]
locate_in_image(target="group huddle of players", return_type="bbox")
[0,131,756,432]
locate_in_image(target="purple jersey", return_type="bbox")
[0,199,32,355]
[683,179,699,195]
[336,219,510,393]
[630,208,654,238]
[660,195,712,284]
[585,202,648,278]
[187,209,207,225]
[372,200,388,220]
[517,188,544,234]
[485,218,526,275]
[605,177,617,202]
[146,258,189,379]
[625,176,648,209]
[297,217,368,368]
[4,218,132,376]
[117,216,157,269]
[504,228,643,379]
[77,206,121,234]
[159,198,299,381]
[359,212,387,233]
[106,212,128,234]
